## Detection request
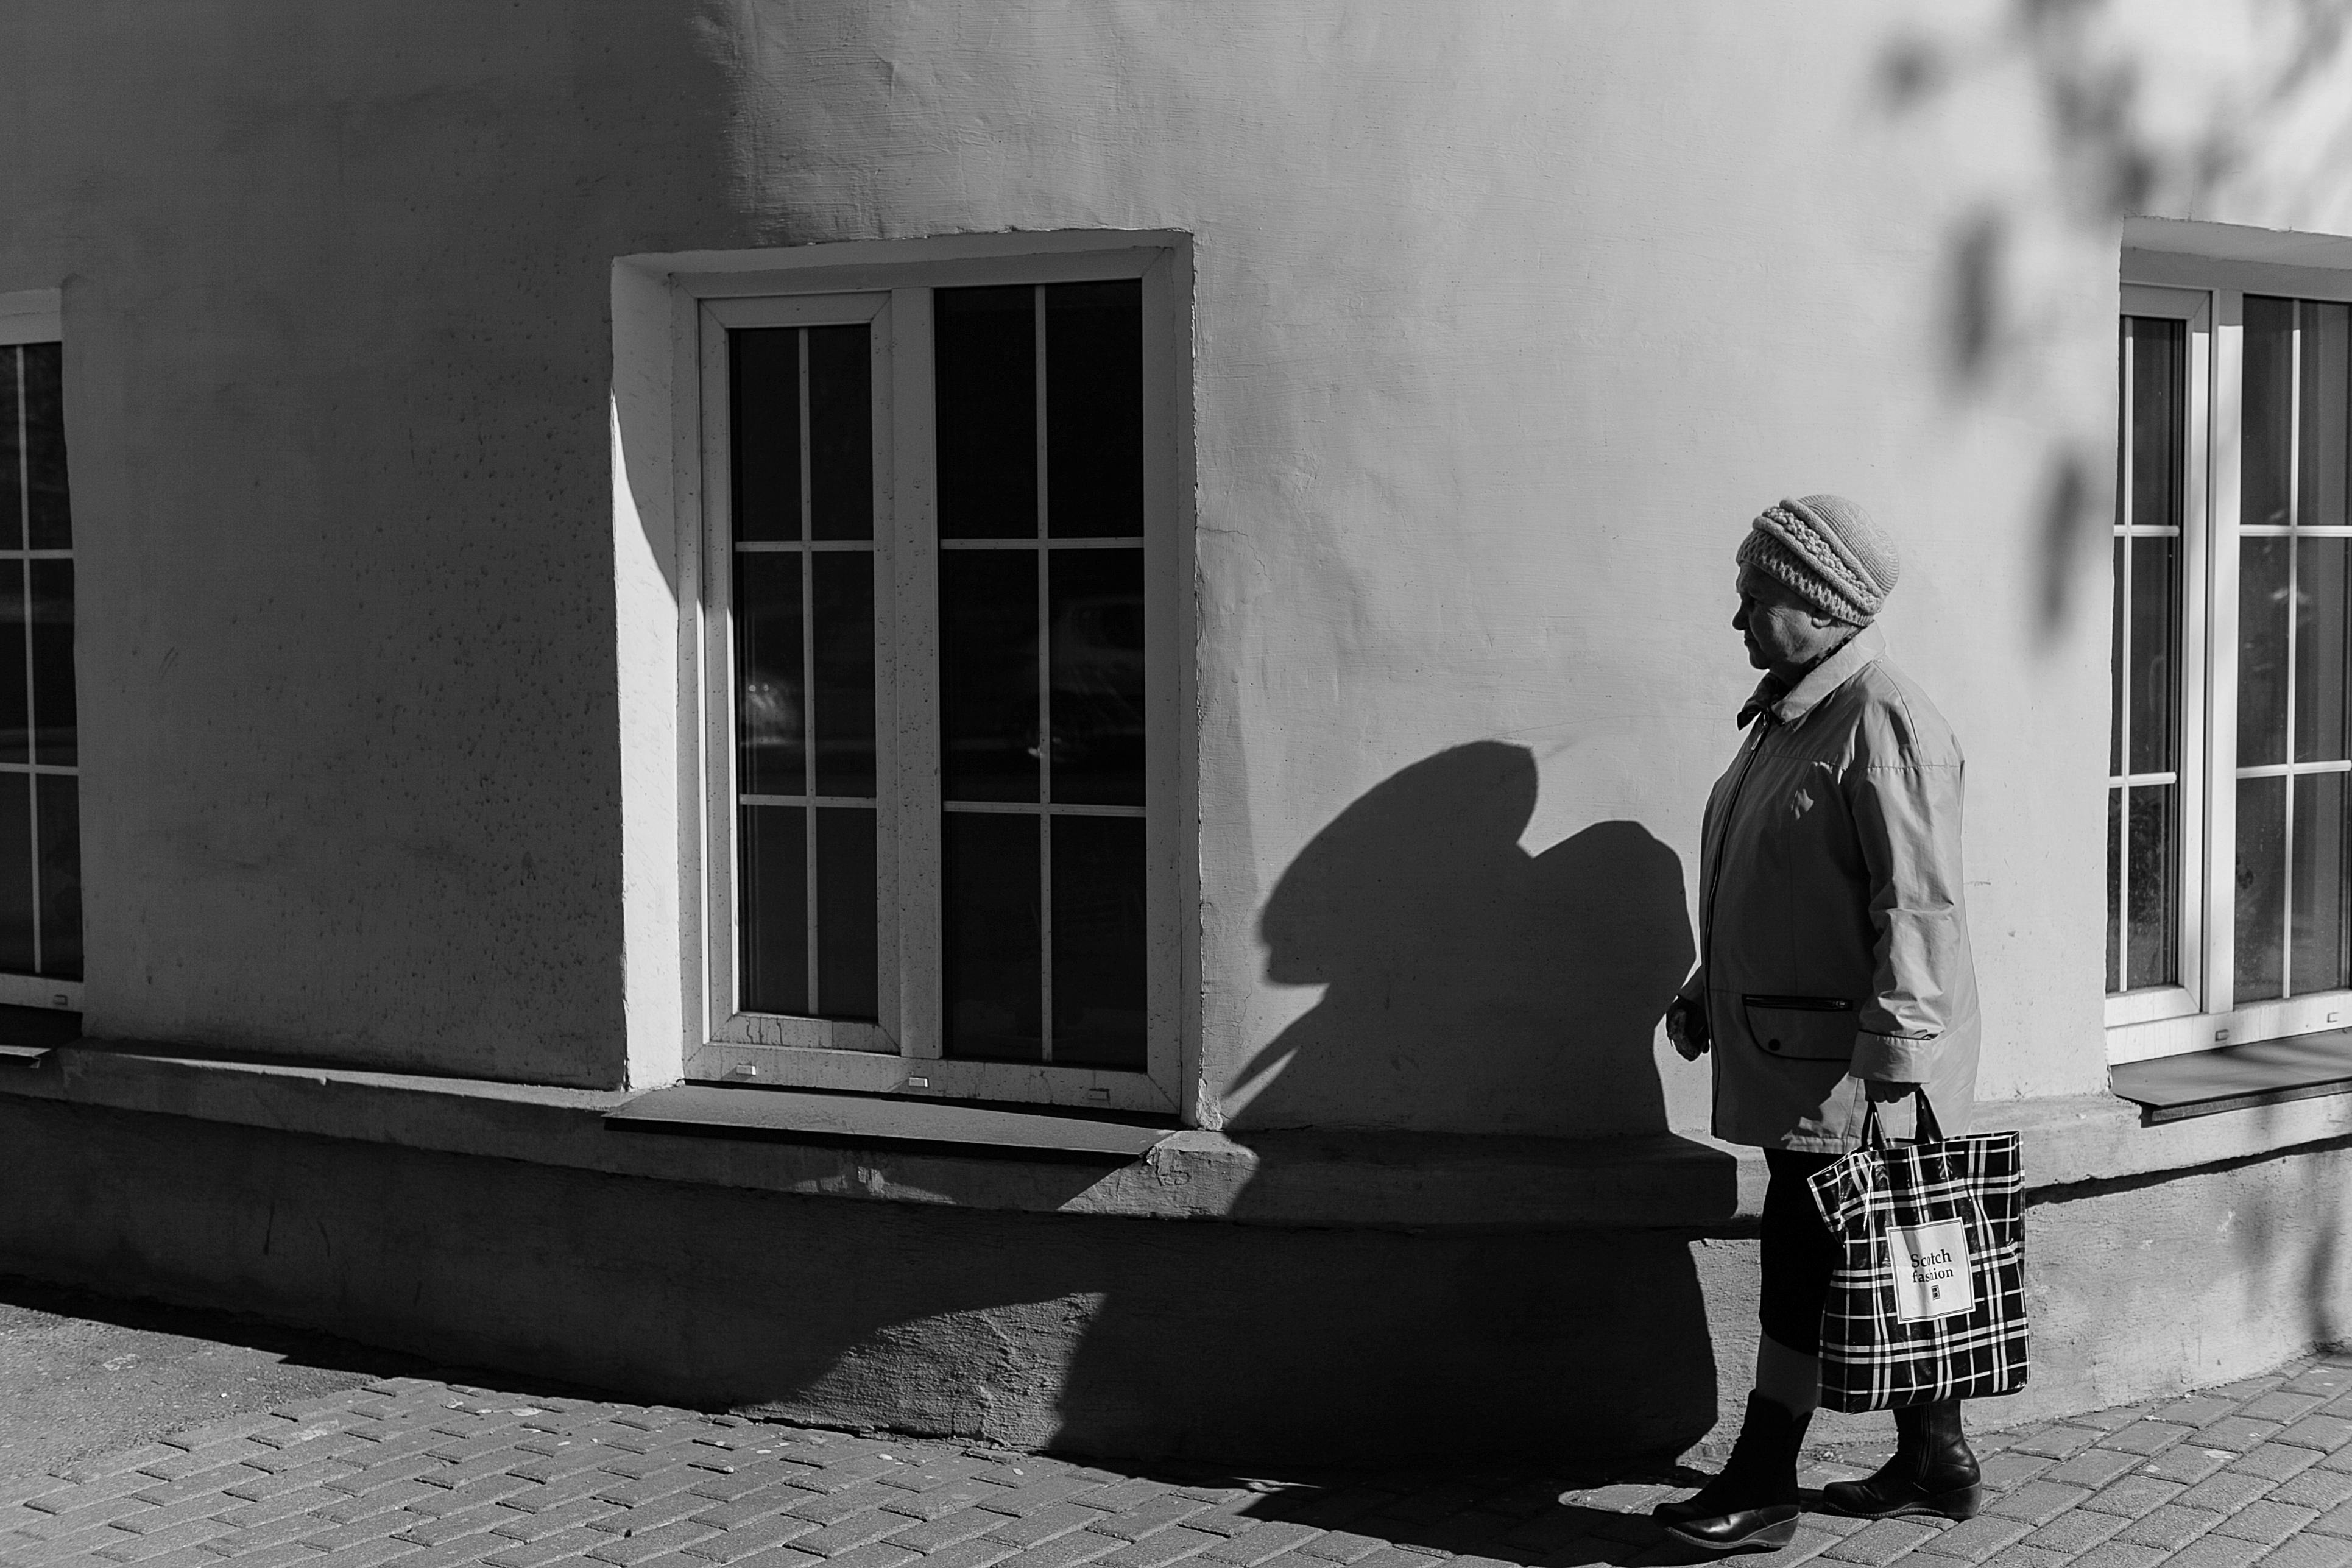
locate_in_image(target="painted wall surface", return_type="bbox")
[2,1,2349,1126]
[4,1098,2344,1463]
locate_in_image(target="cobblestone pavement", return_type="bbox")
[2,1349,2349,1568]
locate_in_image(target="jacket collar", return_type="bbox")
[1736,626,1884,729]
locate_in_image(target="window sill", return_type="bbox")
[2110,1028,2352,1124]
[5,1036,2352,1227]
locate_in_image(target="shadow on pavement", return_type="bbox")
[0,1273,623,1480]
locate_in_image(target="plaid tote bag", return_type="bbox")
[1806,1091,2029,1413]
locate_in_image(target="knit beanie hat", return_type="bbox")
[1734,494,1899,626]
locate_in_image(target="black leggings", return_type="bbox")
[1759,1148,1841,1356]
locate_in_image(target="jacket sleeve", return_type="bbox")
[1846,752,1968,1082]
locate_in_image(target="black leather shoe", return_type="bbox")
[1820,1399,1982,1520]
[1665,1503,1800,1553]
[1651,1392,1813,1551]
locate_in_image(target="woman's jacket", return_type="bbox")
[1679,628,1980,1153]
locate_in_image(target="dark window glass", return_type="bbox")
[740,803,808,1016]
[1045,280,1143,539]
[2106,788,2122,992]
[22,344,68,550]
[940,549,1039,803]
[2124,785,2177,991]
[2237,774,2288,1003]
[732,328,802,543]
[2127,536,2177,778]
[815,808,878,1021]
[943,811,1042,1060]
[2293,771,2352,996]
[1048,549,1145,807]
[808,325,872,542]
[2239,537,2290,767]
[1050,814,1146,1069]
[35,774,77,981]
[936,286,1037,539]
[735,552,804,797]
[2244,295,2295,531]
[2303,300,2350,532]
[0,560,23,767]
[2109,537,2124,780]
[0,772,28,975]
[811,553,875,799]
[0,349,20,553]
[29,560,72,768]
[2298,537,2352,766]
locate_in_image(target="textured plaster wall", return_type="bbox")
[4,1,2349,1120]
[697,0,2130,1130]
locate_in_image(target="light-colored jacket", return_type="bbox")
[1680,628,1980,1153]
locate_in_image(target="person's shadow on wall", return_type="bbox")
[1229,739,1693,1137]
[1052,741,1727,1463]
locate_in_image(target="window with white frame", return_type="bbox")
[2110,267,2352,1062]
[0,296,80,1012]
[678,237,1187,1113]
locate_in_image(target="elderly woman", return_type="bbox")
[1654,496,1983,1555]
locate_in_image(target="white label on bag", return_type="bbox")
[1888,1218,1976,1323]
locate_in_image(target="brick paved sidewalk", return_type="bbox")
[2,1351,2348,1568]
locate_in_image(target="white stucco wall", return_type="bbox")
[5,1,2347,1125]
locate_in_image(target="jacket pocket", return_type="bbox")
[1741,994,1857,1061]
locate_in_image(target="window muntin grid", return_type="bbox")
[2110,316,2188,994]
[2231,297,2352,1005]
[0,341,79,986]
[934,281,1147,1071]
[727,323,880,1022]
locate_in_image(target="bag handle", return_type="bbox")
[1858,1086,1946,1150]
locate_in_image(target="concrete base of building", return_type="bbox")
[1,1095,2346,1464]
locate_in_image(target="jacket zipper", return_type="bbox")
[1703,713,1773,1131]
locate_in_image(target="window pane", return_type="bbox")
[35,773,78,981]
[0,348,20,553]
[814,806,877,1022]
[2110,537,2124,779]
[807,325,872,542]
[2244,295,2295,531]
[739,803,808,1015]
[2127,316,2186,532]
[2237,774,2288,1002]
[0,773,28,974]
[940,549,1039,803]
[22,343,68,551]
[1045,280,1144,539]
[2124,784,2178,991]
[943,811,1042,1061]
[735,551,804,796]
[2298,537,2352,764]
[0,560,24,766]
[2240,536,2290,766]
[1050,814,1147,1069]
[1048,548,1146,807]
[29,560,72,768]
[731,328,802,544]
[2107,787,2123,993]
[936,286,1037,540]
[2128,535,2177,776]
[2293,771,2351,996]
[811,552,875,799]
[2303,300,2350,531]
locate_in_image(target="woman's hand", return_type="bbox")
[1665,996,1710,1061]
